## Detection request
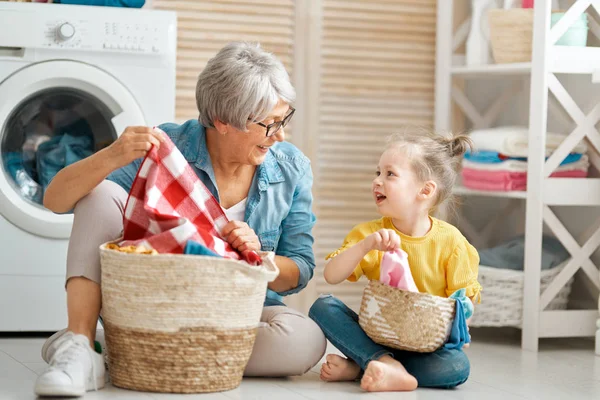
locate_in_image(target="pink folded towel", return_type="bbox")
[461,168,588,191]
[379,249,419,292]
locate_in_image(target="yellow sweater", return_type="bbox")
[326,216,482,302]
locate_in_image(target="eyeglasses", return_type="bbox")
[250,107,295,137]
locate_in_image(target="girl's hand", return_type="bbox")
[107,126,165,170]
[221,221,261,253]
[365,229,401,252]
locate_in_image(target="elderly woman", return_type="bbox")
[34,42,326,397]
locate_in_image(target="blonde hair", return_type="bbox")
[386,129,473,210]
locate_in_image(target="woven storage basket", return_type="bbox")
[358,280,456,353]
[488,9,535,63]
[471,261,573,328]
[99,244,279,394]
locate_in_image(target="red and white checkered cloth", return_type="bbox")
[119,128,262,265]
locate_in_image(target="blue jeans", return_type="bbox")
[309,294,470,389]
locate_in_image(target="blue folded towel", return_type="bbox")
[183,241,222,258]
[465,151,583,165]
[445,289,471,350]
[464,151,504,163]
[55,0,145,7]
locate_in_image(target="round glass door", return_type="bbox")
[0,60,145,238]
[2,88,116,207]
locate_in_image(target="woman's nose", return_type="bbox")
[272,127,285,142]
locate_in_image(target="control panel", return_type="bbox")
[0,4,176,56]
[42,19,166,54]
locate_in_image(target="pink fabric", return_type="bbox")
[119,128,261,265]
[461,168,588,191]
[379,249,419,292]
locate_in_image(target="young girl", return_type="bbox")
[309,130,482,392]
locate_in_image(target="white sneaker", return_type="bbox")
[35,332,105,397]
[42,329,106,363]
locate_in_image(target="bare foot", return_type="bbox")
[320,354,361,382]
[360,356,417,392]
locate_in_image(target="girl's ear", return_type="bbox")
[419,180,437,200]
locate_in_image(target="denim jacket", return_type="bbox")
[106,120,317,302]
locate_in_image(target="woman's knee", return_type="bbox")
[246,307,326,377]
[74,180,127,218]
[66,180,128,284]
[290,313,327,374]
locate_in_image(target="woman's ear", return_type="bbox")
[419,180,437,200]
[213,120,228,135]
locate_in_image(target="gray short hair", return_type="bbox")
[196,42,296,130]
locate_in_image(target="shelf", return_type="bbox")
[544,178,600,205]
[538,310,598,338]
[550,46,600,75]
[453,185,527,199]
[451,47,600,78]
[451,63,531,78]
[455,178,600,203]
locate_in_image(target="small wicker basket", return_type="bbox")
[488,9,535,63]
[100,244,279,394]
[359,280,456,353]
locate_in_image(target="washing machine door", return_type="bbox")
[0,60,145,239]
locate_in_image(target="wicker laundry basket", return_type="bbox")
[359,280,456,353]
[471,261,573,328]
[99,244,279,394]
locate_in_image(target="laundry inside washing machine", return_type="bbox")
[1,88,117,207]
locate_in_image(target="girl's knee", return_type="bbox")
[414,349,470,389]
[438,350,470,388]
[308,294,340,319]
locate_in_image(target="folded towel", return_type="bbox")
[462,168,588,191]
[469,126,587,157]
[464,150,505,164]
[444,289,471,350]
[479,235,569,271]
[119,128,261,265]
[463,154,589,173]
[56,0,145,7]
[464,151,583,166]
[498,152,583,164]
[379,249,419,292]
[462,176,527,191]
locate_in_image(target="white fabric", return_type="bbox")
[468,126,588,157]
[224,198,248,222]
[463,154,590,173]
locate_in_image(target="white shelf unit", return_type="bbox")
[436,0,600,351]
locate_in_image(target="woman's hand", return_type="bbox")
[365,229,401,252]
[221,221,261,253]
[107,126,164,170]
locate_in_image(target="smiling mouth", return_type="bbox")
[375,193,387,203]
[257,145,269,150]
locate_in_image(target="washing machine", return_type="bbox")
[0,2,176,331]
